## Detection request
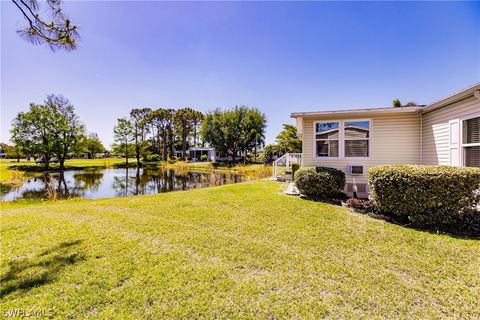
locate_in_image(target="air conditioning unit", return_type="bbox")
[349,165,364,175]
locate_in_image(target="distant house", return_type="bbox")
[176,147,216,162]
[290,83,480,197]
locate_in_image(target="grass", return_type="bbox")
[0,158,137,171]
[173,162,273,179]
[1,180,479,319]
[0,166,25,194]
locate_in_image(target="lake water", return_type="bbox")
[2,168,245,201]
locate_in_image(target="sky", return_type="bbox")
[1,1,479,147]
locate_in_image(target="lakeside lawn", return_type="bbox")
[1,180,479,319]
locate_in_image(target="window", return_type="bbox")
[462,116,480,168]
[315,122,339,157]
[344,121,370,157]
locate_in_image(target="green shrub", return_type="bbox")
[345,198,375,213]
[315,166,345,191]
[201,154,209,162]
[291,163,300,179]
[146,154,161,162]
[294,167,338,200]
[369,165,480,227]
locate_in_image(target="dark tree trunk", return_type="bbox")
[135,132,140,167]
[162,132,168,161]
[44,157,50,171]
[125,143,129,166]
[59,159,65,172]
[182,136,187,160]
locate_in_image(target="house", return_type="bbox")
[291,83,480,198]
[176,147,216,162]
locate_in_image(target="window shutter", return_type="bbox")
[449,119,460,166]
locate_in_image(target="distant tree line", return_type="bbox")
[9,95,267,171]
[113,106,267,166]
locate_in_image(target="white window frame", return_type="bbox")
[460,113,480,167]
[313,120,340,159]
[313,119,372,160]
[343,119,372,160]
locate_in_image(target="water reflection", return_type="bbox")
[2,168,245,201]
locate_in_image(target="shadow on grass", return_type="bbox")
[0,240,85,298]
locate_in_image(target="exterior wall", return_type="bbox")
[301,112,421,196]
[421,96,480,165]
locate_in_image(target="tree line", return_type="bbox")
[114,106,267,165]
[9,94,267,171]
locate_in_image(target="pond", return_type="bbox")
[2,168,245,201]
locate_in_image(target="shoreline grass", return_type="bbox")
[1,180,479,318]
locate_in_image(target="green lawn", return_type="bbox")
[1,181,479,319]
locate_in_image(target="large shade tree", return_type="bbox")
[47,95,85,171]
[201,106,266,162]
[10,95,85,170]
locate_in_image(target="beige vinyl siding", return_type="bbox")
[421,96,480,165]
[302,112,421,195]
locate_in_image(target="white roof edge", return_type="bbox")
[291,83,480,118]
[421,82,480,113]
[291,106,422,118]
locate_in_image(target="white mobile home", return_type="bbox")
[291,84,480,197]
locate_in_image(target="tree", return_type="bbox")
[148,108,174,161]
[191,110,204,147]
[261,144,280,163]
[174,108,194,159]
[392,99,402,108]
[46,95,85,171]
[275,124,302,154]
[0,143,24,161]
[113,118,135,165]
[11,0,79,51]
[10,95,84,171]
[201,106,266,162]
[130,108,151,166]
[79,133,105,159]
[11,104,54,169]
[242,107,266,163]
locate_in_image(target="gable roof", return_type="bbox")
[422,83,480,114]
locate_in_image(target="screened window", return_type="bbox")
[463,116,480,168]
[315,122,339,157]
[344,121,370,157]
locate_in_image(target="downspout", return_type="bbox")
[418,109,423,165]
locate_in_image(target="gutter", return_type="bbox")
[291,106,423,118]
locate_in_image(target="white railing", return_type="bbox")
[272,153,302,180]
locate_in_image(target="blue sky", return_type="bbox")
[1,1,479,146]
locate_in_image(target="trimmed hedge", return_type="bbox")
[295,167,341,200]
[369,165,480,227]
[316,166,346,191]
